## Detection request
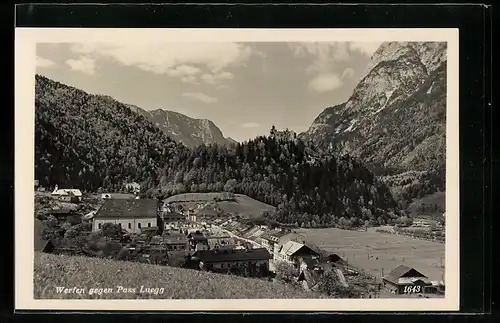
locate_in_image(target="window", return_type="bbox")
[148,223,151,227]
[128,223,131,229]
[138,223,141,229]
[98,223,102,229]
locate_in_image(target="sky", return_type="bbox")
[36,41,381,142]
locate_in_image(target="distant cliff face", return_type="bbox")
[301,42,447,200]
[126,105,236,148]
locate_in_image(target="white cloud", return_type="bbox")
[166,65,202,77]
[349,42,382,57]
[66,56,96,75]
[70,42,255,75]
[201,71,234,84]
[308,73,343,92]
[241,122,260,128]
[36,56,56,68]
[181,92,217,104]
[289,42,351,75]
[289,42,382,75]
[289,42,350,60]
[180,75,198,84]
[341,67,355,80]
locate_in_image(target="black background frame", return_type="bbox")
[3,2,493,321]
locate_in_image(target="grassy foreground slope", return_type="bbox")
[34,253,323,299]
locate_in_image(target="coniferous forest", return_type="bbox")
[35,74,402,227]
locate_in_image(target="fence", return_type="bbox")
[375,228,445,243]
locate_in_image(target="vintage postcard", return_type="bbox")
[15,28,459,311]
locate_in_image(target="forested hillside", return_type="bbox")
[35,75,187,191]
[35,75,401,226]
[142,129,401,226]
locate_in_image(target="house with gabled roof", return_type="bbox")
[51,185,82,202]
[274,240,320,264]
[382,265,432,295]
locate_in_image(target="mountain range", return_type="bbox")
[34,74,402,226]
[34,41,446,208]
[300,41,447,202]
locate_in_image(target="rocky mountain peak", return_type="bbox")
[302,41,447,201]
[127,106,235,148]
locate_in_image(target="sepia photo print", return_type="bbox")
[15,28,459,311]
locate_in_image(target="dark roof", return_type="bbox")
[95,199,157,219]
[260,232,272,241]
[162,212,185,219]
[383,265,427,284]
[141,226,159,232]
[271,230,289,238]
[326,253,343,263]
[188,232,205,238]
[195,248,272,263]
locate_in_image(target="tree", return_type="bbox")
[198,183,207,192]
[274,261,298,283]
[42,215,62,242]
[404,216,413,227]
[101,223,122,238]
[224,179,237,192]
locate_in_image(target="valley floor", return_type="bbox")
[296,227,445,282]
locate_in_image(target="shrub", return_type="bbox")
[274,261,298,284]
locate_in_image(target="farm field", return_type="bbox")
[296,227,445,282]
[166,193,275,219]
[34,252,321,299]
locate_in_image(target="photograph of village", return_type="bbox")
[33,39,447,300]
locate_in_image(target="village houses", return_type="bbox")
[161,234,189,251]
[273,240,320,264]
[92,199,160,234]
[260,229,290,255]
[382,264,444,295]
[51,185,83,202]
[161,204,187,230]
[194,247,272,277]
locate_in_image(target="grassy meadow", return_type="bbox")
[296,227,445,282]
[34,252,324,299]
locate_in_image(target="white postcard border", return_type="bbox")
[15,28,459,311]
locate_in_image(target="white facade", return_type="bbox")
[93,216,158,234]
